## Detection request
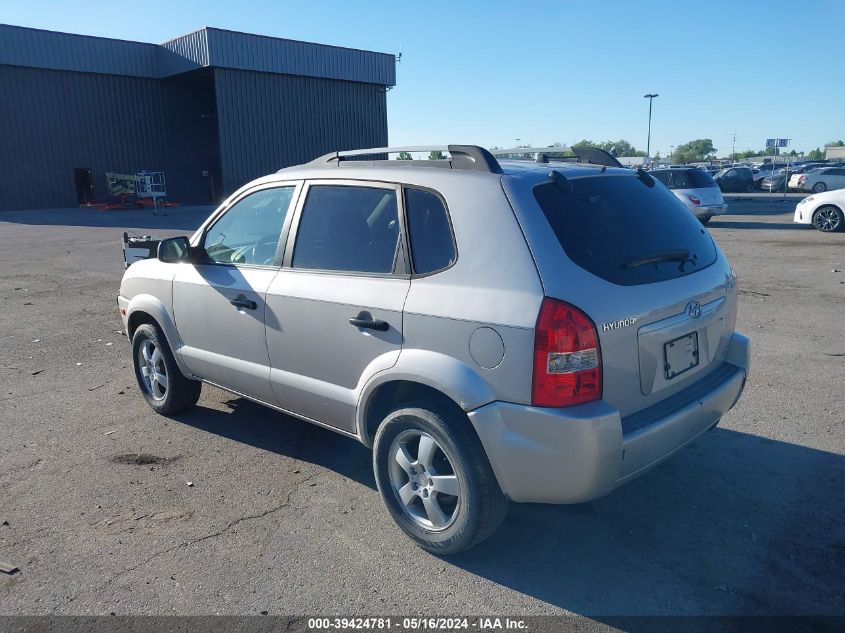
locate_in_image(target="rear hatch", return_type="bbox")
[503,168,737,418]
[666,169,724,208]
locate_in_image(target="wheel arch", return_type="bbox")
[356,351,496,447]
[812,203,844,231]
[125,294,190,375]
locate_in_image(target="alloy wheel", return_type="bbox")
[388,429,461,531]
[137,339,168,400]
[814,207,841,232]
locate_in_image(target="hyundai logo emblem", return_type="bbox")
[686,301,702,319]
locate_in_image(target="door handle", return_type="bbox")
[230,295,257,310]
[349,317,389,331]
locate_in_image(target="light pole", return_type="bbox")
[644,93,658,159]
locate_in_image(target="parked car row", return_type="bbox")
[788,167,845,193]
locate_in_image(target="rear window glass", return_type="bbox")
[671,169,718,189]
[651,170,671,186]
[533,174,717,286]
[650,170,717,189]
[404,188,456,274]
[292,185,399,274]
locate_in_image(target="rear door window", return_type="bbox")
[292,185,400,274]
[533,174,717,286]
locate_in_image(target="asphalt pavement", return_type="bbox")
[0,200,843,621]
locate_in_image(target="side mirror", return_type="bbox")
[158,236,196,263]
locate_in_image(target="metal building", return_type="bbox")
[0,24,395,210]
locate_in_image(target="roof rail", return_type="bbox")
[308,145,503,174]
[490,145,623,168]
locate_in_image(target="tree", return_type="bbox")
[736,149,761,160]
[428,150,445,160]
[573,139,646,157]
[825,140,844,147]
[673,139,717,163]
[397,151,412,160]
[808,147,824,160]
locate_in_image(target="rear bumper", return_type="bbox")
[693,204,727,218]
[468,332,750,504]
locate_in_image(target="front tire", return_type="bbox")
[813,205,844,232]
[373,405,508,555]
[132,323,201,414]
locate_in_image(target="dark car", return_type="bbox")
[714,167,754,193]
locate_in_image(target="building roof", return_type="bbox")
[0,24,395,86]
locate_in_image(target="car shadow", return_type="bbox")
[172,397,376,489]
[170,399,844,618]
[449,427,845,618]
[0,205,213,231]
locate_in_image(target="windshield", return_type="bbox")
[533,174,718,286]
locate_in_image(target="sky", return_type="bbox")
[2,0,843,157]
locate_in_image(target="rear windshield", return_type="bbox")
[533,174,718,286]
[651,169,717,189]
[673,169,718,189]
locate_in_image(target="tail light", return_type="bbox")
[532,298,602,407]
[687,195,701,205]
[798,176,806,185]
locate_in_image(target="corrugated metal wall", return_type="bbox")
[0,24,395,86]
[157,29,207,76]
[0,66,219,210]
[214,68,388,194]
[0,24,158,78]
[204,28,395,86]
[0,25,393,209]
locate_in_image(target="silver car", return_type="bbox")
[118,145,749,554]
[650,168,728,224]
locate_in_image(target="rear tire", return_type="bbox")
[132,323,201,415]
[699,216,712,225]
[812,205,844,233]
[373,405,508,555]
[812,182,827,193]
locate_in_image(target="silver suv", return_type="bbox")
[118,145,749,554]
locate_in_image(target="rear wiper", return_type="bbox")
[621,249,692,269]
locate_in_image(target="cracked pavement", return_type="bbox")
[0,202,843,618]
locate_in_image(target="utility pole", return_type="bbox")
[732,132,736,163]
[643,93,659,159]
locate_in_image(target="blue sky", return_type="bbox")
[3,0,843,156]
